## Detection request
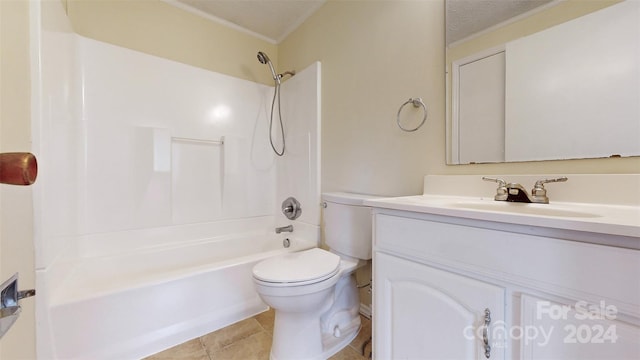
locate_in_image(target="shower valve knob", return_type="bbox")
[281,197,301,220]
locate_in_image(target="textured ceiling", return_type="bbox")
[446,0,555,45]
[168,0,555,46]
[171,0,326,44]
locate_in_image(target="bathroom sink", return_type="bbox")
[449,200,601,218]
[366,194,640,239]
[374,195,603,219]
[364,175,640,241]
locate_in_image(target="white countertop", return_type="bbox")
[365,194,640,239]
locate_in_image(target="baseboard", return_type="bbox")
[359,303,372,319]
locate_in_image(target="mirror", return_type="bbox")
[446,0,640,164]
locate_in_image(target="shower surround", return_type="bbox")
[31,2,320,358]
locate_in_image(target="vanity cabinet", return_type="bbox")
[372,210,640,360]
[375,252,505,359]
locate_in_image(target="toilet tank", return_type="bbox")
[322,192,381,260]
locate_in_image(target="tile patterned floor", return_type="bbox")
[144,309,372,360]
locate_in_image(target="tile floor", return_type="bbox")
[144,309,372,360]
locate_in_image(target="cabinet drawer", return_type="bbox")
[373,212,640,317]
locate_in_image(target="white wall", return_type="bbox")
[29,2,85,356]
[277,62,322,233]
[79,37,276,237]
[0,1,36,358]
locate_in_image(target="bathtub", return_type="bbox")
[46,231,316,360]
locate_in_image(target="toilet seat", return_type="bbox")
[253,248,341,287]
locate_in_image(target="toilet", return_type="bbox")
[252,192,377,360]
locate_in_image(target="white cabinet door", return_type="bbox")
[374,252,505,360]
[520,294,640,359]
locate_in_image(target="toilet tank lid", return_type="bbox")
[322,192,385,206]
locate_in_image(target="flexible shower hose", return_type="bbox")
[269,81,285,156]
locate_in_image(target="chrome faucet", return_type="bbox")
[275,225,293,234]
[482,177,508,201]
[483,177,567,204]
[530,177,568,203]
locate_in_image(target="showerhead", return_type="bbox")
[257,51,270,64]
[257,51,279,84]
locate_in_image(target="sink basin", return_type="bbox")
[450,201,601,218]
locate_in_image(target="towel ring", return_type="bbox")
[397,97,427,132]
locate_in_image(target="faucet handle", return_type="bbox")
[482,177,506,186]
[531,177,568,203]
[482,177,508,201]
[533,176,568,188]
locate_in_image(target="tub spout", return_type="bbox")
[275,225,293,234]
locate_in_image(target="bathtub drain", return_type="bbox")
[283,238,291,248]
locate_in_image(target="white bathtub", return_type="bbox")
[46,232,315,359]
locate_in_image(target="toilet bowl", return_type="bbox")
[252,192,379,360]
